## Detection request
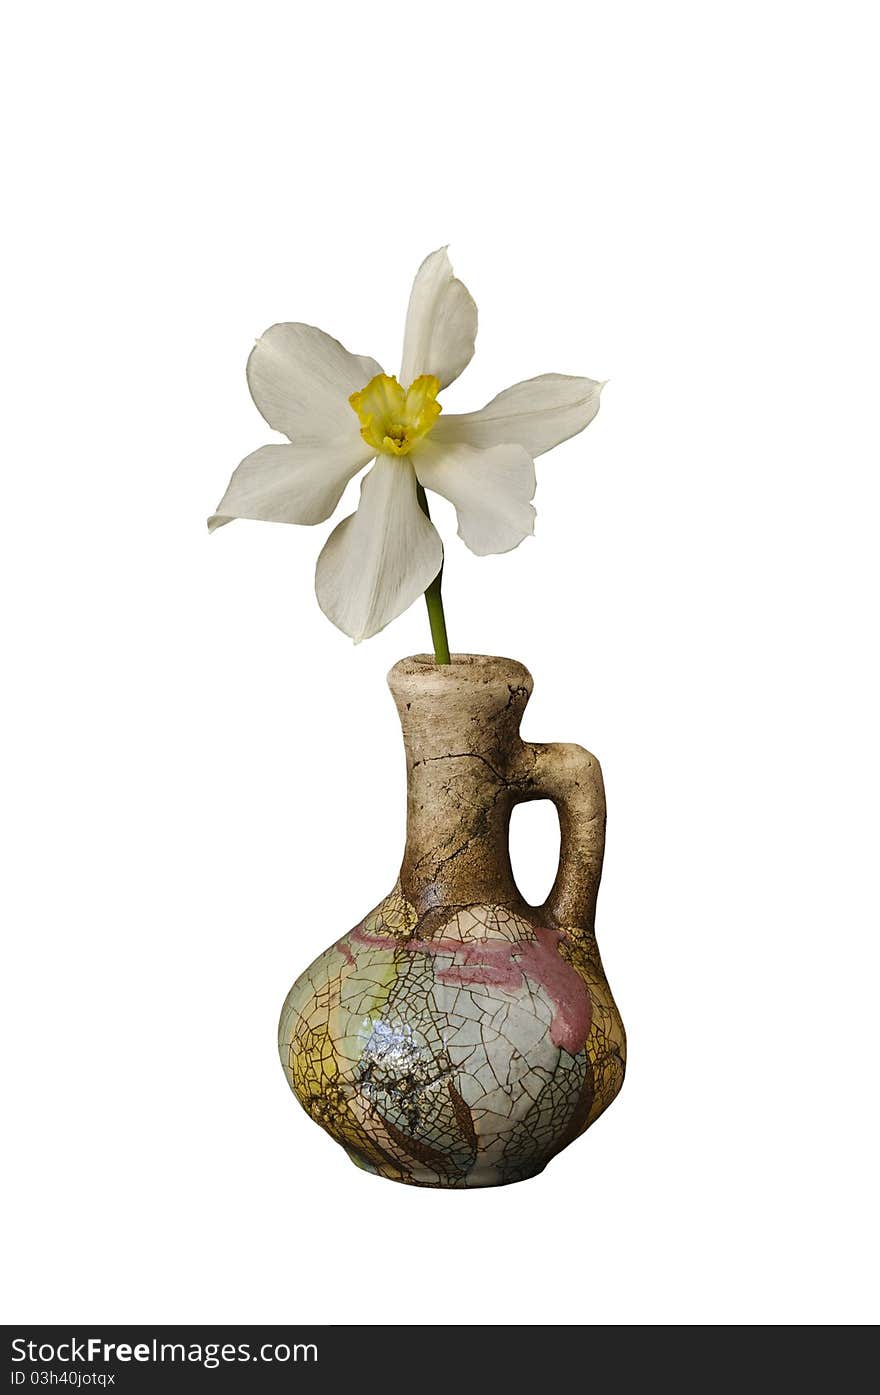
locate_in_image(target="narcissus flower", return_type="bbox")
[209,248,603,643]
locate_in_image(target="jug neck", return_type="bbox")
[387,654,533,917]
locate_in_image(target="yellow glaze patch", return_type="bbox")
[349,373,442,456]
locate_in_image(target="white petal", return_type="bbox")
[315,456,443,642]
[431,374,604,458]
[247,323,382,442]
[208,438,374,532]
[413,439,536,557]
[399,247,478,390]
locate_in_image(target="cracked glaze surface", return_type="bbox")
[279,655,626,1187]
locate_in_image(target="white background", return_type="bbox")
[2,0,878,1326]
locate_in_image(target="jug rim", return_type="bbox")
[388,653,534,697]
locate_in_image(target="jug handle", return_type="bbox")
[514,742,606,933]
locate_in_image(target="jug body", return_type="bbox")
[278,655,626,1187]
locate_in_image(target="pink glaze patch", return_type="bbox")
[349,920,591,1055]
[337,940,356,966]
[517,928,592,1054]
[427,941,523,994]
[350,923,395,950]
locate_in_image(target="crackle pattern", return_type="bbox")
[279,887,625,1187]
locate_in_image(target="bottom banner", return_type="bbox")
[2,1324,852,1388]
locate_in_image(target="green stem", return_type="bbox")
[416,485,451,664]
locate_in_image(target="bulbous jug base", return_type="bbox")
[278,888,625,1189]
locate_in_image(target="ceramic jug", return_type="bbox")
[278,654,626,1186]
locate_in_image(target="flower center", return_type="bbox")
[349,373,442,456]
